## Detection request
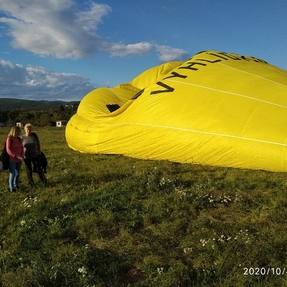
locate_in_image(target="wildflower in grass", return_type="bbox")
[159,176,172,187]
[157,267,164,274]
[78,266,88,277]
[207,194,214,203]
[23,202,31,208]
[222,196,230,203]
[22,197,28,203]
[220,234,234,243]
[183,247,192,254]
[22,196,37,208]
[200,239,209,247]
[229,228,252,244]
[20,220,26,226]
[175,188,186,199]
[18,257,24,268]
[159,177,165,186]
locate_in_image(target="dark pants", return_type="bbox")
[24,157,47,186]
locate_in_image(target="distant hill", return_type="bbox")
[0,98,79,111]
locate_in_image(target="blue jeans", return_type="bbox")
[8,161,21,192]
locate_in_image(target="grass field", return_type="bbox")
[1,127,287,287]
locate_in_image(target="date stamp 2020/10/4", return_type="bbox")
[243,267,286,276]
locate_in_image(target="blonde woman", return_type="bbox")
[6,126,23,192]
[22,123,47,187]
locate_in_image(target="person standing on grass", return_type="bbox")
[22,123,47,188]
[6,126,24,192]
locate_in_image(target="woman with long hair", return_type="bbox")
[6,126,23,192]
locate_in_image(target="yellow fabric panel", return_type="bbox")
[130,61,183,89]
[66,50,287,172]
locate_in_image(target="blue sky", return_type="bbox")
[0,0,287,100]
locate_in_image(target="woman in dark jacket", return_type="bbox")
[22,123,47,187]
[6,126,23,192]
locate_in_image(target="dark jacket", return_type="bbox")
[37,152,48,173]
[22,132,41,159]
[0,141,9,170]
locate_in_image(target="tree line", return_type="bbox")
[0,104,78,126]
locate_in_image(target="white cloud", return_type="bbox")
[75,2,111,34]
[106,42,153,57]
[0,0,187,60]
[0,0,105,58]
[0,58,94,100]
[155,45,187,61]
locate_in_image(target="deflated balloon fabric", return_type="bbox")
[66,50,287,172]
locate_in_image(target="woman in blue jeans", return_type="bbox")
[6,126,23,192]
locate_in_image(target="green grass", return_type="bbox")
[1,127,287,287]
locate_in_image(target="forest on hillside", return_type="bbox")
[0,99,79,126]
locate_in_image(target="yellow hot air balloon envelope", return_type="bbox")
[65,50,287,172]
